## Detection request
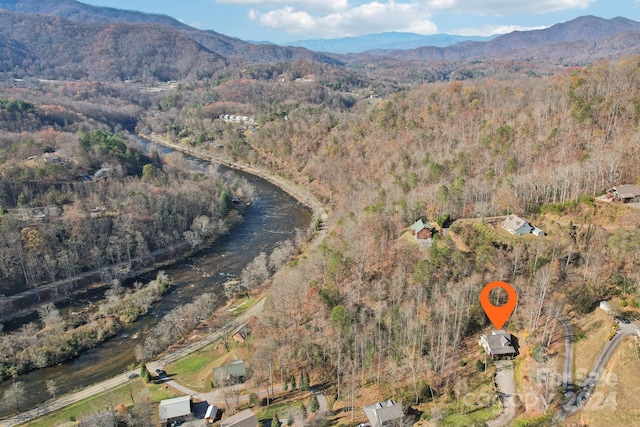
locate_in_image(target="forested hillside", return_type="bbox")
[149,56,640,420]
[0,88,249,322]
[2,2,640,423]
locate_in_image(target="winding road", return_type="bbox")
[556,318,640,421]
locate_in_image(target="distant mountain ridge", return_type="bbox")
[347,15,640,63]
[0,0,639,83]
[0,0,198,29]
[285,32,495,54]
[0,0,342,66]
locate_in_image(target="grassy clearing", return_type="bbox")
[230,296,258,317]
[24,380,181,427]
[564,336,640,426]
[166,340,247,392]
[254,394,312,423]
[438,404,501,427]
[572,309,615,381]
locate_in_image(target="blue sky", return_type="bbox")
[82,0,640,43]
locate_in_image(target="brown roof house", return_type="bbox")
[363,399,405,427]
[213,359,247,386]
[159,395,192,426]
[232,324,249,344]
[220,409,257,427]
[479,330,517,358]
[409,219,436,246]
[606,184,640,203]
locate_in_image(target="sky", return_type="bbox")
[81,0,640,43]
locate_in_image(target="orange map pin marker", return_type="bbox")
[480,281,517,330]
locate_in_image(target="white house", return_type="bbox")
[502,215,533,235]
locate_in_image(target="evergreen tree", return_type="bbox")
[299,372,305,391]
[271,413,279,427]
[140,363,152,383]
[310,394,319,413]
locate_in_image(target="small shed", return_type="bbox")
[531,226,545,236]
[599,301,613,315]
[205,405,218,423]
[232,324,248,343]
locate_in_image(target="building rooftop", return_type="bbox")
[159,395,191,422]
[479,330,516,356]
[363,399,404,427]
[220,409,257,427]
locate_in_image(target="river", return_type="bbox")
[0,140,312,418]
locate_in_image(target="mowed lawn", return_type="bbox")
[166,341,248,392]
[565,336,640,426]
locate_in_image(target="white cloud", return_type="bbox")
[425,0,595,15]
[451,24,550,37]
[249,1,438,38]
[221,0,596,39]
[218,0,348,14]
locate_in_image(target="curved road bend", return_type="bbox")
[557,320,640,421]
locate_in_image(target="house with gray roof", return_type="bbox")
[479,330,517,358]
[363,399,404,427]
